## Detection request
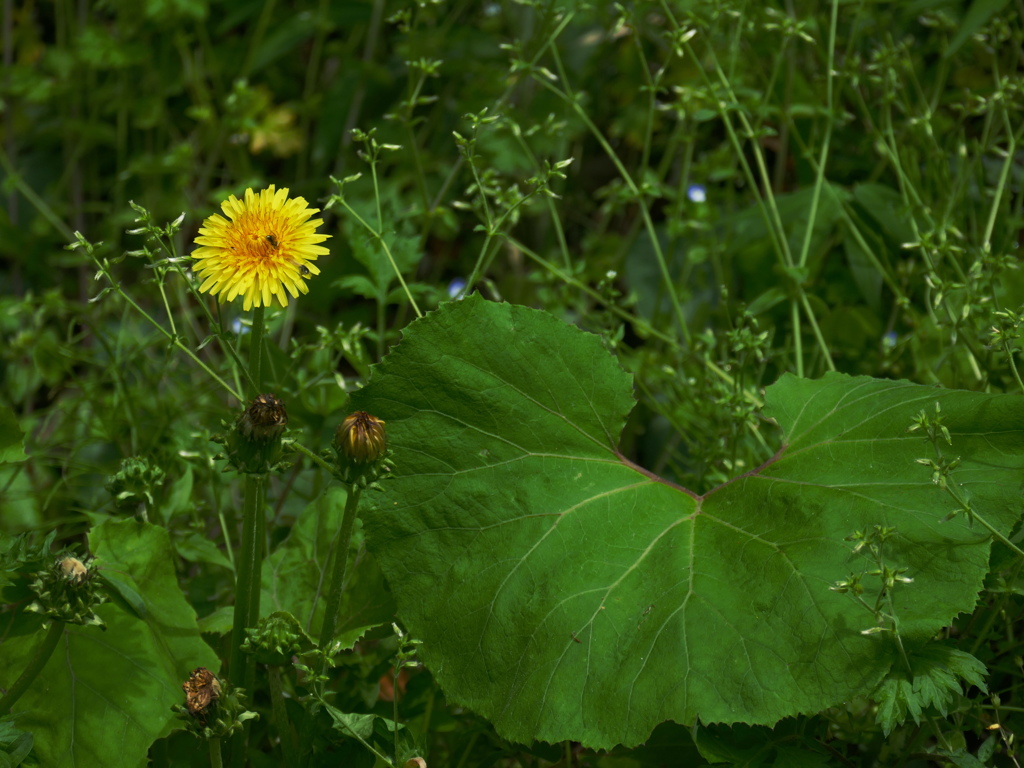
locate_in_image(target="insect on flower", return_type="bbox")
[264,232,312,276]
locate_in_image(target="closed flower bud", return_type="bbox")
[237,394,288,442]
[335,411,387,464]
[27,552,107,628]
[224,394,289,474]
[59,557,88,584]
[242,611,314,666]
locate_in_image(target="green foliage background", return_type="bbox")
[2,0,1024,766]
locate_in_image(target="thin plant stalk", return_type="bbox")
[268,666,297,767]
[317,487,362,666]
[229,306,268,768]
[228,476,263,683]
[243,479,266,701]
[393,666,400,764]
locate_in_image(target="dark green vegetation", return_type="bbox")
[2,1,1024,767]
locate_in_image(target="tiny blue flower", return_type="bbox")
[882,331,897,349]
[232,318,250,336]
[687,184,707,204]
[448,278,467,300]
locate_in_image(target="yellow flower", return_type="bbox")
[192,185,330,310]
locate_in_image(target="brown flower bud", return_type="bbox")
[183,667,222,721]
[237,393,288,442]
[335,411,387,464]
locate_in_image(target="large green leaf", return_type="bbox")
[350,296,1024,749]
[0,520,218,768]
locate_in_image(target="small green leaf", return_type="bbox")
[327,708,377,740]
[162,467,194,522]
[852,183,916,245]
[0,715,33,768]
[873,644,988,735]
[746,287,787,316]
[197,605,234,635]
[692,721,830,767]
[936,748,989,768]
[0,406,27,465]
[175,530,233,570]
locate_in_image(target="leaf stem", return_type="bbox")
[0,620,64,716]
[962,507,1024,561]
[209,737,223,768]
[1003,341,1024,394]
[290,441,337,475]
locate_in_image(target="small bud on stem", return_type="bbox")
[334,411,387,464]
[237,394,288,443]
[223,394,289,474]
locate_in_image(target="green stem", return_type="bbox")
[328,704,393,764]
[796,0,840,272]
[229,474,264,768]
[335,200,423,318]
[79,238,243,401]
[392,666,400,764]
[229,476,263,687]
[268,665,297,767]
[230,305,269,768]
[1003,341,1024,394]
[0,620,64,716]
[0,146,74,240]
[290,441,337,475]
[968,509,1024,561]
[248,305,265,396]
[454,732,479,768]
[983,110,1024,252]
[530,73,691,347]
[318,487,362,666]
[210,738,223,768]
[244,479,266,699]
